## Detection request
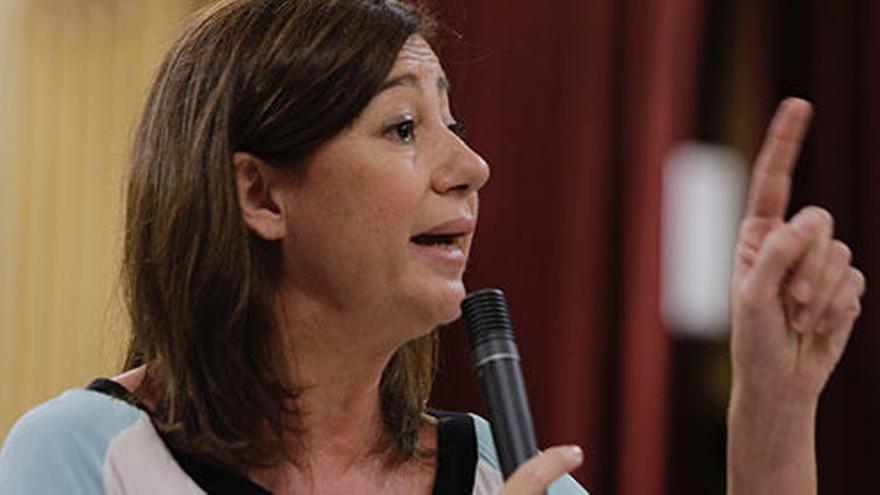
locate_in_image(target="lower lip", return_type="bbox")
[411,242,466,266]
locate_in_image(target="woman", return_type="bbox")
[0,0,864,494]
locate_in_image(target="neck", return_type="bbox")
[274,289,413,470]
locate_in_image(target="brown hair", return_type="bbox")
[122,0,437,471]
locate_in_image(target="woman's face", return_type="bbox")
[278,35,489,337]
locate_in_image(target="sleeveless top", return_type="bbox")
[0,379,587,494]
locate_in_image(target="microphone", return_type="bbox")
[461,288,539,479]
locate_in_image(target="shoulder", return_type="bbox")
[0,388,147,494]
[468,413,590,495]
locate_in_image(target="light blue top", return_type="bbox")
[0,389,146,493]
[1,388,588,494]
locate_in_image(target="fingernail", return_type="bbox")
[795,218,816,236]
[791,279,812,303]
[795,209,821,235]
[566,445,584,464]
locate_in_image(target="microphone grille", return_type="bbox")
[461,288,515,347]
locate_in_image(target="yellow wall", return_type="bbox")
[0,0,199,441]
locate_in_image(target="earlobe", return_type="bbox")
[233,152,286,241]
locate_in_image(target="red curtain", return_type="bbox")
[431,0,879,493]
[431,1,705,493]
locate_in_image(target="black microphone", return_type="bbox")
[461,288,539,480]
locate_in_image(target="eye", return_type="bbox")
[448,121,467,138]
[386,118,416,143]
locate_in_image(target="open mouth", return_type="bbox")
[410,217,474,258]
[410,233,461,248]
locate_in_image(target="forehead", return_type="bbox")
[388,35,444,78]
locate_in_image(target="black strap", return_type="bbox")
[169,454,272,495]
[86,378,150,412]
[430,410,477,495]
[86,378,272,494]
[85,379,478,494]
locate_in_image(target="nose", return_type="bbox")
[430,127,490,196]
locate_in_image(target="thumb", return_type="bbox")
[741,207,825,298]
[500,445,583,495]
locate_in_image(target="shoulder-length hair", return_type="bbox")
[122,0,437,471]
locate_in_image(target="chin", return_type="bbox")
[417,278,467,327]
[439,279,468,323]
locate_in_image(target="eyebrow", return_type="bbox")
[378,73,451,94]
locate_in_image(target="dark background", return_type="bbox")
[428,0,880,493]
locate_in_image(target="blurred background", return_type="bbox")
[1,0,877,493]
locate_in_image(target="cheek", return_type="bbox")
[344,179,421,241]
[297,175,423,267]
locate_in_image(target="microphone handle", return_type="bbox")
[462,288,541,482]
[476,352,540,479]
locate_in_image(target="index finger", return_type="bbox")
[744,97,814,220]
[500,445,583,494]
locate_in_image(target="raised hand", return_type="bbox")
[728,98,865,495]
[731,97,865,404]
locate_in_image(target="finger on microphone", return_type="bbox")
[501,445,584,495]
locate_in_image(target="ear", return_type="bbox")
[233,152,287,241]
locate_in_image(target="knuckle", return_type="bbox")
[736,284,764,310]
[843,300,862,319]
[764,227,797,259]
[846,299,862,318]
[831,240,852,265]
[737,244,759,266]
[764,242,786,263]
[851,268,866,294]
[832,296,861,319]
[830,298,847,317]
[516,463,546,487]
